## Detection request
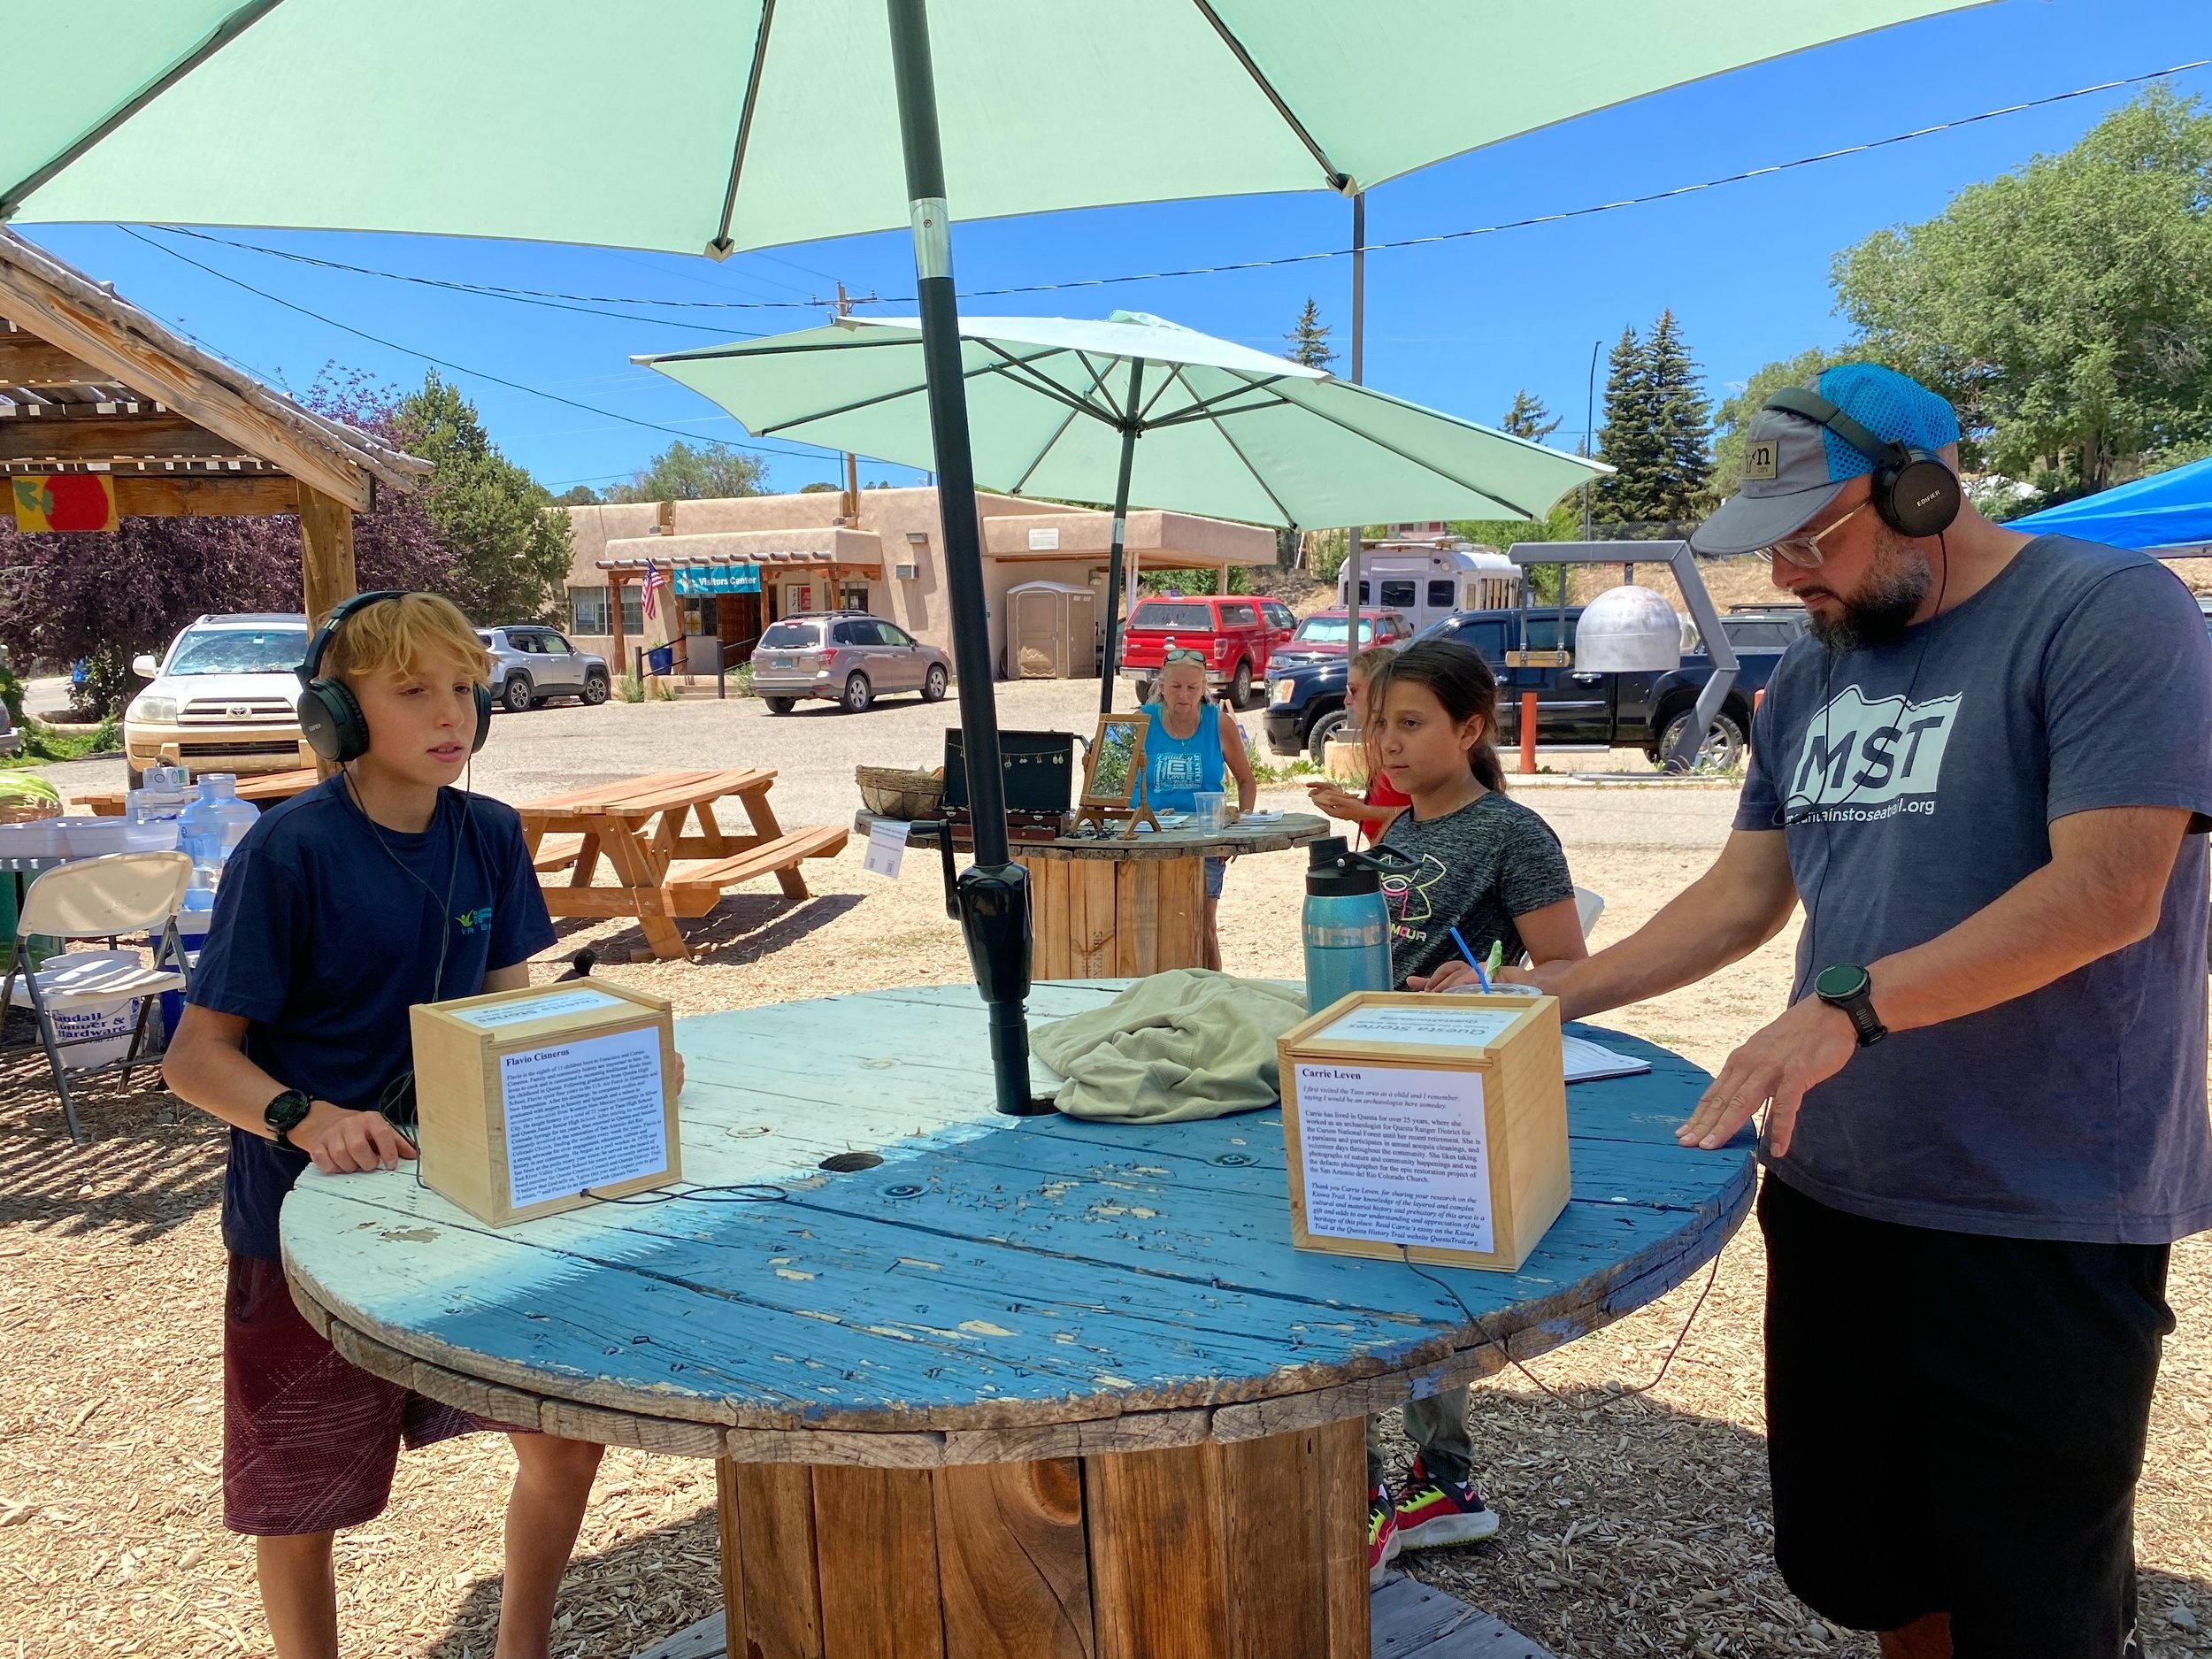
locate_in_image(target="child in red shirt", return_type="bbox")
[1306,644,1409,844]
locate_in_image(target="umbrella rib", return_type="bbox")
[1141,373,1298,430]
[645,334,915,366]
[972,342,1123,427]
[1071,352,1127,424]
[1170,365,1296,527]
[1010,404,1085,495]
[750,343,1084,435]
[1187,1,1352,192]
[0,0,287,218]
[1277,387,1548,519]
[710,0,780,255]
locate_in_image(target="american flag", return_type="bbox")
[641,558,661,621]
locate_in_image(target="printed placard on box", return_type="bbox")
[1277,989,1570,1273]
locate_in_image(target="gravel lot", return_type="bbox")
[6,685,2207,1659]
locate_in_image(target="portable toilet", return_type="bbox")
[1007,580,1099,679]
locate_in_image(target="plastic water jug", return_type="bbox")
[1302,836,1395,1014]
[178,773,257,904]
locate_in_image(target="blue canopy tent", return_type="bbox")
[2008,456,2212,552]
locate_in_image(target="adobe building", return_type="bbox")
[562,486,1277,680]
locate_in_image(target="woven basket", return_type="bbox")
[856,764,944,820]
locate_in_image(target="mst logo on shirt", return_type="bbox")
[1786,684,1962,822]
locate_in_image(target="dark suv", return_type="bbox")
[1264,605,1804,768]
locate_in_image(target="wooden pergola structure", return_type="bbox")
[0,228,429,625]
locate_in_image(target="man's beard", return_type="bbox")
[1809,529,1932,652]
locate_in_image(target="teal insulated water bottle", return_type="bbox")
[1302,836,1394,1013]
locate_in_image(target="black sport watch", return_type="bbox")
[1814,964,1886,1048]
[264,1088,314,1148]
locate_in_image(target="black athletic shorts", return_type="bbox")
[1759,1174,2173,1656]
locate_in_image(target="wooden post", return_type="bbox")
[1518,691,1539,776]
[1215,563,1229,596]
[296,482,357,629]
[610,572,629,680]
[298,483,357,779]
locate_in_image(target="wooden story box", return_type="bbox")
[409,979,681,1227]
[1276,990,1571,1273]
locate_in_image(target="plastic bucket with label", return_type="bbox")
[11,949,142,1070]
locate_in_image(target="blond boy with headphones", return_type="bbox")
[165,592,602,1659]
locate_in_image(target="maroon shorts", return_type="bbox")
[222,1252,517,1536]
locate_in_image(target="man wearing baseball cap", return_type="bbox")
[1464,363,2212,1655]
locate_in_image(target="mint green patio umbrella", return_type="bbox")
[1,0,1978,1114]
[639,309,1608,710]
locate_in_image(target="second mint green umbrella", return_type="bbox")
[641,308,1607,710]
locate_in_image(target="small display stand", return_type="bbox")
[1276,990,1570,1273]
[410,979,681,1227]
[1069,712,1160,839]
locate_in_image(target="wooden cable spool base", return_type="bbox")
[283,983,1748,1659]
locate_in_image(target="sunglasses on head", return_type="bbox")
[1767,499,1870,569]
[1163,649,1206,665]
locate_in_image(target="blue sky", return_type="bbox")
[19,0,2209,499]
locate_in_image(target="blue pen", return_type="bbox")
[1448,926,1490,992]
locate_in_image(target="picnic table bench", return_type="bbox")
[516,768,846,960]
[75,766,321,817]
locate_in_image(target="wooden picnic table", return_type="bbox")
[517,769,846,961]
[280,979,1751,1659]
[75,766,321,817]
[862,809,1332,979]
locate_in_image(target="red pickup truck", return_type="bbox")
[1116,594,1295,708]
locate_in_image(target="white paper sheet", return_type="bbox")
[1563,1034,1651,1082]
[863,818,910,879]
[452,987,624,1028]
[502,1025,667,1208]
[1317,1003,1517,1049]
[1294,1061,1493,1253]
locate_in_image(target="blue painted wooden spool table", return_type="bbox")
[280,981,1752,1659]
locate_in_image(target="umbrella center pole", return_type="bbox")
[888,0,1050,1116]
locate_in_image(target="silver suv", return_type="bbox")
[752,612,950,714]
[476,626,611,713]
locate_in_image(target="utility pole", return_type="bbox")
[816,280,879,518]
[1342,191,1365,695]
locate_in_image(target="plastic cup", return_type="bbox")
[1194,790,1226,831]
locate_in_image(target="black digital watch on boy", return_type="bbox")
[1814,964,1886,1048]
[264,1088,314,1148]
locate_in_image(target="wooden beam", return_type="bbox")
[0,413,248,464]
[0,269,373,511]
[298,483,357,629]
[111,473,299,518]
[0,334,106,388]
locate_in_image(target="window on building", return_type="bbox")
[838,578,872,612]
[619,586,644,638]
[570,588,611,635]
[683,597,716,635]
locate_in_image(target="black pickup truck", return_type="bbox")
[1262,605,1807,770]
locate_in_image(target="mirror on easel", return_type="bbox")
[1071,714,1160,838]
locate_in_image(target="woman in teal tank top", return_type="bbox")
[1144,654,1257,969]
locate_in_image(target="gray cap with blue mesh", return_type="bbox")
[1692,364,1962,557]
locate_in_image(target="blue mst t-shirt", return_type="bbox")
[188,777,555,1259]
[1736,534,2212,1244]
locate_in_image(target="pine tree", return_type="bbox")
[1643,309,1714,523]
[1593,326,1663,526]
[1500,389,1561,442]
[1283,297,1336,370]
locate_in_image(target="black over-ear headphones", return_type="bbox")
[296,590,494,764]
[1763,386,1962,541]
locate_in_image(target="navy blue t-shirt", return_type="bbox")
[188,777,556,1259]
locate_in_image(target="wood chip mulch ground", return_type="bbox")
[4,805,2208,1657]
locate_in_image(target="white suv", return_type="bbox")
[126,613,316,787]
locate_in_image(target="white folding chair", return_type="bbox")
[1520,886,1607,969]
[2,851,192,1141]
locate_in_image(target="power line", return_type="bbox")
[119,226,833,465]
[154,58,2209,313]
